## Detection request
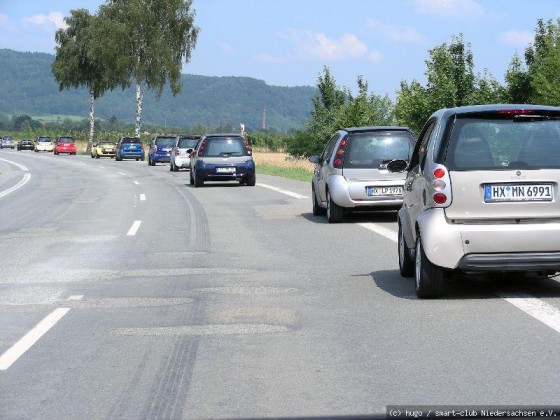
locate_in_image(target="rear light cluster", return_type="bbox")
[430,165,451,207]
[333,139,349,169]
[197,140,207,157]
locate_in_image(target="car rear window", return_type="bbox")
[177,138,199,148]
[344,131,414,168]
[155,137,176,147]
[38,137,51,142]
[203,137,247,157]
[444,115,560,170]
[58,137,74,142]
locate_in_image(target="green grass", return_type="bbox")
[256,163,313,182]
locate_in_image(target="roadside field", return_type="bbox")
[252,151,314,182]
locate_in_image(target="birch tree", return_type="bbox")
[52,9,106,152]
[98,0,199,136]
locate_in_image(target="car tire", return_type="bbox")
[149,157,155,166]
[194,172,204,188]
[246,173,256,186]
[398,223,414,277]
[173,164,179,172]
[312,184,326,216]
[415,235,444,298]
[326,190,344,223]
[95,154,99,158]
[189,170,194,185]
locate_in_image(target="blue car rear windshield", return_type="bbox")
[122,137,141,143]
[155,137,176,147]
[204,138,246,157]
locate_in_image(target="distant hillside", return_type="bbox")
[0,49,316,132]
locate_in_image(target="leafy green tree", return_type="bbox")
[504,53,532,103]
[395,80,430,135]
[98,0,199,136]
[286,67,396,157]
[52,9,111,151]
[527,18,560,105]
[396,33,501,133]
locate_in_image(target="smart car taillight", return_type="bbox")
[333,139,348,169]
[197,140,206,157]
[430,165,451,207]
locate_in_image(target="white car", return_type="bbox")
[170,135,200,171]
[34,136,53,152]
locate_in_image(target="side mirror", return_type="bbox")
[308,155,320,164]
[386,159,408,173]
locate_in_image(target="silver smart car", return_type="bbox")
[394,104,560,298]
[309,126,417,223]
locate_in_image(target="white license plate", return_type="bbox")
[216,167,235,173]
[366,186,403,196]
[484,184,553,202]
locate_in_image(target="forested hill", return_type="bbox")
[0,49,316,132]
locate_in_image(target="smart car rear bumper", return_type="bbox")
[327,175,404,209]
[418,208,560,271]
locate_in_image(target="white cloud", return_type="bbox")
[220,42,235,55]
[23,12,67,30]
[498,30,533,49]
[0,13,8,24]
[367,19,427,44]
[256,53,286,64]
[412,0,484,18]
[279,29,383,62]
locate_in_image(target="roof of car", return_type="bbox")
[435,103,560,117]
[204,133,243,138]
[343,126,412,133]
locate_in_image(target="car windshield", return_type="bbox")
[444,116,560,170]
[155,137,176,147]
[344,132,414,168]
[38,137,51,142]
[203,137,246,157]
[58,137,73,142]
[177,138,198,148]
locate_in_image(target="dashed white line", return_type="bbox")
[257,183,308,199]
[118,172,127,176]
[127,220,142,236]
[67,295,84,301]
[140,194,146,201]
[133,180,140,185]
[0,308,70,371]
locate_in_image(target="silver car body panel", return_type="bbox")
[324,173,406,208]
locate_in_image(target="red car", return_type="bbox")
[54,136,77,155]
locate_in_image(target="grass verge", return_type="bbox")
[256,163,313,182]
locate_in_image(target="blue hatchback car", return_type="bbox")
[189,134,256,187]
[148,135,176,166]
[115,136,145,161]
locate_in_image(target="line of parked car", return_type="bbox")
[308,103,560,299]
[1,135,78,154]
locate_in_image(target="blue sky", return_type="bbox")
[1,0,559,97]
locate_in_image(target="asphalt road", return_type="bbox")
[1,149,560,419]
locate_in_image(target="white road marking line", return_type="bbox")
[0,158,31,199]
[127,220,142,236]
[0,158,29,171]
[133,180,140,185]
[118,172,126,176]
[498,293,560,334]
[67,295,84,301]
[359,221,560,335]
[140,194,146,201]
[0,173,31,199]
[0,308,70,371]
[257,183,308,199]
[357,222,398,242]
